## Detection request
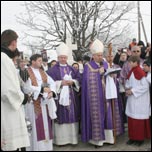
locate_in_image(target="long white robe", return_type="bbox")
[125,72,150,119]
[1,52,30,151]
[53,77,80,145]
[53,122,79,145]
[24,67,56,151]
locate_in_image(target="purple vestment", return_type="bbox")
[104,64,124,135]
[36,109,53,141]
[81,60,108,142]
[47,62,81,124]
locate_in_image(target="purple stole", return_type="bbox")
[28,67,53,141]
[104,64,124,135]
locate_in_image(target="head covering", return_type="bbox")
[90,39,104,54]
[56,42,69,56]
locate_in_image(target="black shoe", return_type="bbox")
[94,145,100,148]
[134,140,144,146]
[126,139,135,145]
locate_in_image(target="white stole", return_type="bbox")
[105,75,117,99]
[59,72,72,106]
[41,97,57,119]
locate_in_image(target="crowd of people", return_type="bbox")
[1,30,151,151]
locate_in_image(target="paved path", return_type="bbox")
[53,126,151,151]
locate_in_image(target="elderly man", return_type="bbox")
[81,39,116,147]
[47,42,81,146]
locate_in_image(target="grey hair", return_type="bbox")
[131,46,141,52]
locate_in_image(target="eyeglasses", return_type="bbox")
[133,50,140,53]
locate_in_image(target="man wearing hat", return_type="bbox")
[81,39,116,147]
[47,42,81,146]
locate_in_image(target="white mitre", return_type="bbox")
[90,39,104,54]
[56,42,69,56]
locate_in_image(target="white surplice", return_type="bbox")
[1,52,30,151]
[53,122,79,145]
[125,72,150,119]
[25,67,56,151]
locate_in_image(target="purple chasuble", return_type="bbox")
[47,62,81,124]
[81,61,107,142]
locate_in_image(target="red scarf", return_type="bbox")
[127,65,146,80]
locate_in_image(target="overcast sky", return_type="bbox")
[1,1,151,54]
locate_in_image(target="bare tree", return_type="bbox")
[17,1,135,59]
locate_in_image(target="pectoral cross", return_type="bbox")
[64,68,67,74]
